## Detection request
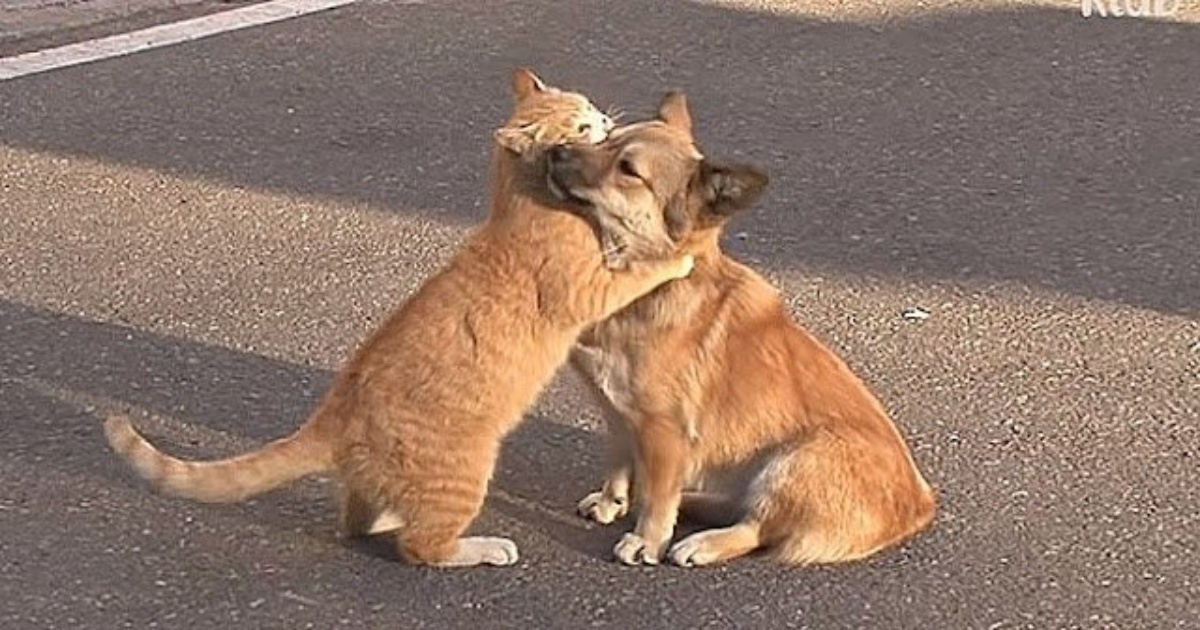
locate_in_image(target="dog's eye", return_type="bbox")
[577,123,592,134]
[618,158,640,179]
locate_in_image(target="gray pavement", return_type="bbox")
[1,1,1197,628]
[0,0,260,56]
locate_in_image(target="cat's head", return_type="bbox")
[494,68,614,156]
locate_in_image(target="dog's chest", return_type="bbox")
[577,292,698,421]
[578,344,639,418]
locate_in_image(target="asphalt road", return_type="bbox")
[0,0,259,56]
[1,1,1197,628]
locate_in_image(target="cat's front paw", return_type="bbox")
[674,254,695,279]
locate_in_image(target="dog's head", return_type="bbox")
[494,68,615,157]
[545,92,768,266]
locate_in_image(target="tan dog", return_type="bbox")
[547,93,937,567]
[103,70,693,569]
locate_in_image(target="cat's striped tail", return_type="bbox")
[104,414,334,503]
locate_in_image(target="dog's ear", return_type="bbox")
[494,126,534,155]
[658,91,693,133]
[700,161,769,219]
[511,68,547,102]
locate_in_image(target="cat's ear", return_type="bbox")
[511,68,547,102]
[658,91,693,134]
[494,126,534,156]
[699,161,769,220]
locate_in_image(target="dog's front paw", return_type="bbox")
[613,532,667,566]
[577,491,629,525]
[668,533,723,568]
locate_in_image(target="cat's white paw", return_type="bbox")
[440,536,519,567]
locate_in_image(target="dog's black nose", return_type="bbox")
[547,144,572,165]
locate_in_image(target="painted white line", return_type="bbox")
[0,0,358,82]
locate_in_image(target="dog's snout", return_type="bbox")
[546,145,591,205]
[547,144,573,165]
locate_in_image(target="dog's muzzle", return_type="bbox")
[546,145,590,205]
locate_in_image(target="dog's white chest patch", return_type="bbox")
[577,345,638,418]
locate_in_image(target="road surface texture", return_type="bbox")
[1,0,1197,628]
[0,0,271,56]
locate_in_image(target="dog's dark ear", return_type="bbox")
[701,162,769,218]
[511,68,547,102]
[658,91,693,133]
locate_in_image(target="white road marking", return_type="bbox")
[0,0,358,82]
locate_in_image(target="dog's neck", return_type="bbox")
[680,227,726,263]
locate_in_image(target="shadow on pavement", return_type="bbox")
[0,298,612,560]
[0,2,1196,316]
[5,295,965,627]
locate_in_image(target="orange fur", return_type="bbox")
[104,70,692,568]
[550,93,937,567]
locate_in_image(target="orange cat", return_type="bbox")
[104,69,692,568]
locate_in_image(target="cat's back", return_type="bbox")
[337,222,577,424]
